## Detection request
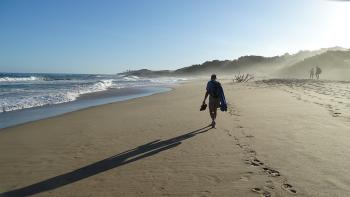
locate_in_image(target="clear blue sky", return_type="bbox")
[1,0,349,74]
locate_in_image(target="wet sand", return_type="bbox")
[0,86,170,129]
[1,80,350,196]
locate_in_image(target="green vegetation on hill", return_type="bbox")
[120,47,350,79]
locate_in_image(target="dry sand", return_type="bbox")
[1,80,350,197]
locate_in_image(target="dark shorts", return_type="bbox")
[209,96,220,111]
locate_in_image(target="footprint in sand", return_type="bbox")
[282,183,297,194]
[199,190,211,197]
[236,143,248,149]
[262,167,280,177]
[332,112,341,117]
[246,158,264,166]
[224,129,232,137]
[239,172,254,181]
[251,188,271,197]
[264,180,275,190]
[247,149,256,155]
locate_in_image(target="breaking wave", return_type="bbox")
[0,76,41,82]
[0,79,114,113]
[0,73,187,113]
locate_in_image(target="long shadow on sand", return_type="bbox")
[1,126,212,197]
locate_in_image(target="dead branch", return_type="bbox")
[233,73,254,83]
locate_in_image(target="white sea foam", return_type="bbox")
[0,79,114,113]
[149,77,188,84]
[0,76,41,82]
[122,76,140,81]
[0,75,187,113]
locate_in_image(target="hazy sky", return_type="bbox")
[1,0,350,74]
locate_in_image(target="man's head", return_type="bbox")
[211,74,217,81]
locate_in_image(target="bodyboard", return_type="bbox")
[219,85,227,111]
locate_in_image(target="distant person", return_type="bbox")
[309,67,314,79]
[315,66,322,79]
[202,74,227,128]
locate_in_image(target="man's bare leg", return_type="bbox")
[209,108,216,128]
[209,110,214,121]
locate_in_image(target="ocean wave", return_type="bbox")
[149,77,187,84]
[121,75,140,81]
[119,76,188,84]
[0,74,187,113]
[0,74,97,82]
[78,79,114,94]
[0,76,41,82]
[0,79,114,113]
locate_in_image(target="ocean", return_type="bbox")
[0,73,186,129]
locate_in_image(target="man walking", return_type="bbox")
[202,74,222,128]
[310,67,314,79]
[315,66,322,79]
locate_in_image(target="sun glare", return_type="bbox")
[323,1,350,47]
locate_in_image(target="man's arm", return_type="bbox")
[203,91,209,104]
[203,81,210,104]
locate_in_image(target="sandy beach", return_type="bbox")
[1,80,350,197]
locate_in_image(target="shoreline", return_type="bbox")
[1,80,350,196]
[0,86,173,130]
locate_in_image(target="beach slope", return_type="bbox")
[1,80,350,196]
